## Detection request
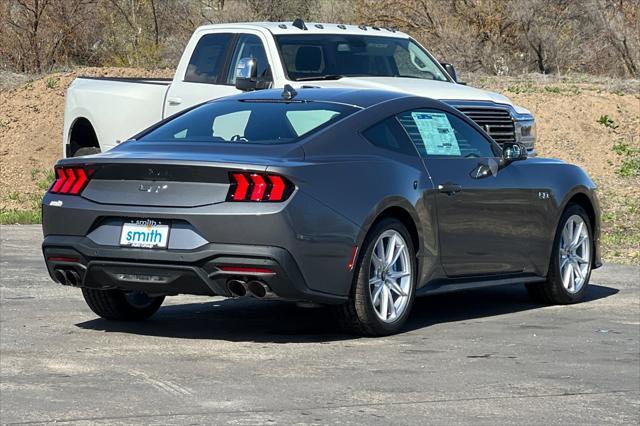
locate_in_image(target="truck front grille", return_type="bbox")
[455,106,516,145]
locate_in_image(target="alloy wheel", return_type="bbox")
[559,215,591,294]
[369,230,412,323]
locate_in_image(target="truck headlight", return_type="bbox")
[515,118,536,151]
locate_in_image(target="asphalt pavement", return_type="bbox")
[1,225,639,425]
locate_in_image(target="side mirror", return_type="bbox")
[235,57,257,91]
[440,62,460,84]
[501,142,528,165]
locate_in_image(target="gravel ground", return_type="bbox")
[1,225,639,425]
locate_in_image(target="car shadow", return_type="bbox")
[75,283,618,343]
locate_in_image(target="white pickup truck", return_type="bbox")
[63,19,536,157]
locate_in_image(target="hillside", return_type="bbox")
[0,69,638,263]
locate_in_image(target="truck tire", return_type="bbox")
[81,288,164,321]
[335,217,416,336]
[73,147,101,157]
[526,204,593,304]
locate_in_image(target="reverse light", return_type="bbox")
[228,172,293,202]
[50,166,91,195]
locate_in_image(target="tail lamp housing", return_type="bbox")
[50,166,92,195]
[227,172,293,202]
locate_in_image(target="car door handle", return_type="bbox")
[437,183,462,195]
[167,97,182,106]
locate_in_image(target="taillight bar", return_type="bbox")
[227,172,293,202]
[50,166,92,195]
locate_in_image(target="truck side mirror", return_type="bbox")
[440,62,463,84]
[235,57,258,91]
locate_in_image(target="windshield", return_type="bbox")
[140,100,359,144]
[275,34,449,82]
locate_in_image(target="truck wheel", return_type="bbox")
[73,147,101,157]
[526,204,593,304]
[81,288,164,321]
[335,218,416,336]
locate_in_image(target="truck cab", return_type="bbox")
[63,20,536,157]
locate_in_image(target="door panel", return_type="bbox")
[426,158,532,276]
[164,32,236,117]
[396,108,535,277]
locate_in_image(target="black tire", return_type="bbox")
[73,146,101,157]
[526,204,593,304]
[81,288,164,321]
[335,217,417,336]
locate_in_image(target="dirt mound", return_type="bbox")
[0,67,173,210]
[1,69,638,262]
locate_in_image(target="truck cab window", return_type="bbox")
[226,34,271,85]
[184,33,232,84]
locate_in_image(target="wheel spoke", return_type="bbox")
[385,234,397,266]
[388,271,410,280]
[389,244,405,268]
[372,253,384,270]
[380,285,389,319]
[372,282,384,305]
[571,222,584,247]
[387,289,397,318]
[576,257,589,265]
[562,226,571,250]
[571,235,587,251]
[562,261,572,288]
[386,278,407,297]
[573,261,585,281]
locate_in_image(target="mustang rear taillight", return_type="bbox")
[227,172,293,202]
[50,166,91,195]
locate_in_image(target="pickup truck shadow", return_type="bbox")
[75,283,618,343]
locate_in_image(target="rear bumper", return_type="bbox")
[42,235,347,304]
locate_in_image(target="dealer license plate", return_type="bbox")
[120,220,170,248]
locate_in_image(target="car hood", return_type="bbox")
[303,76,515,106]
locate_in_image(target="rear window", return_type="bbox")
[140,100,358,144]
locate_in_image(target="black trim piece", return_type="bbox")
[217,33,240,86]
[417,275,545,297]
[77,76,172,85]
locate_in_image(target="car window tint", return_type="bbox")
[286,110,338,135]
[184,33,232,84]
[141,100,358,144]
[397,109,495,158]
[226,34,271,85]
[213,110,252,140]
[363,117,416,155]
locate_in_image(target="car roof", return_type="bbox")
[195,22,410,38]
[226,87,414,109]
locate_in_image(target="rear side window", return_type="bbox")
[140,100,358,145]
[362,117,416,155]
[184,33,232,84]
[397,109,496,158]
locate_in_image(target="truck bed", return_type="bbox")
[64,77,173,155]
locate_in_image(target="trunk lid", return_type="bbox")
[60,141,304,208]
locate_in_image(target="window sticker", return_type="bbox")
[411,112,461,156]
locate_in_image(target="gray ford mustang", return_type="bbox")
[42,87,601,336]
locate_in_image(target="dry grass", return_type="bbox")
[1,69,639,263]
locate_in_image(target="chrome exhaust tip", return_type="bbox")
[53,268,68,285]
[227,279,247,297]
[66,270,81,287]
[246,280,275,299]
